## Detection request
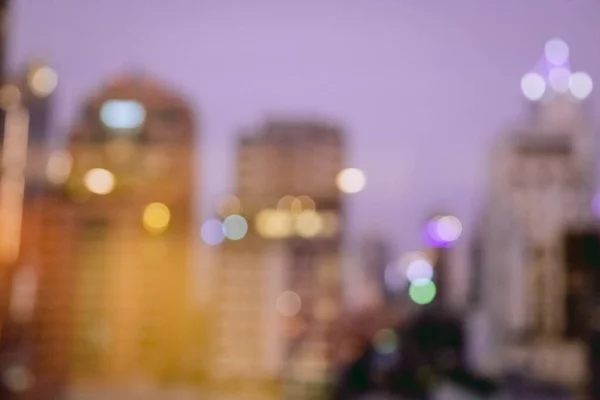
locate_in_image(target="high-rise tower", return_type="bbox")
[212,118,345,397]
[56,74,198,394]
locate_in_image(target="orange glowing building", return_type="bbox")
[44,73,198,395]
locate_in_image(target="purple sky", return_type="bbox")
[10,0,600,251]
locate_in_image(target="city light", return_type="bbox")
[28,65,58,98]
[218,195,242,217]
[544,38,570,66]
[426,215,462,246]
[1,365,32,393]
[336,168,366,194]
[100,99,146,131]
[201,219,225,246]
[142,202,171,234]
[548,67,571,93]
[297,195,316,212]
[222,214,248,240]
[320,211,340,237]
[294,210,323,237]
[373,329,398,355]
[406,258,434,284]
[83,168,115,195]
[255,209,293,239]
[46,150,72,185]
[276,291,302,317]
[520,73,546,101]
[409,280,437,305]
[569,72,593,100]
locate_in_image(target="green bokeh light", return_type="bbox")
[409,280,436,305]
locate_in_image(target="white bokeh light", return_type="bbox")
[435,216,462,242]
[336,168,366,194]
[520,73,546,101]
[277,291,302,317]
[549,68,571,93]
[406,259,434,284]
[569,72,593,100]
[544,38,570,66]
[100,100,146,131]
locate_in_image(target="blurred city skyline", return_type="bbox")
[8,0,600,250]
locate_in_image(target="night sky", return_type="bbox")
[10,0,600,252]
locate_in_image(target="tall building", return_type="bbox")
[44,74,198,395]
[0,61,60,399]
[212,119,344,397]
[478,94,595,387]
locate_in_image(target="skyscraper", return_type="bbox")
[479,94,595,387]
[213,118,344,397]
[49,73,198,395]
[0,61,59,400]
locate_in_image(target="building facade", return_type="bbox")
[479,94,595,386]
[212,119,345,397]
[48,74,198,396]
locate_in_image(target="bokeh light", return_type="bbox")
[100,100,146,131]
[28,65,58,98]
[218,195,242,217]
[373,329,398,355]
[520,73,546,101]
[569,71,593,100]
[201,219,225,246]
[409,280,437,305]
[336,168,366,194]
[255,209,293,239]
[222,215,248,240]
[142,202,171,234]
[83,168,115,195]
[277,291,302,317]
[2,365,32,393]
[297,195,316,212]
[45,150,72,185]
[426,215,462,246]
[548,67,571,93]
[294,210,323,237]
[544,38,570,66]
[406,258,434,284]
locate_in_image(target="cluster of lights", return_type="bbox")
[385,251,437,305]
[200,214,249,246]
[521,38,593,101]
[424,215,462,248]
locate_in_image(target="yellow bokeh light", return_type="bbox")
[218,195,242,217]
[297,195,316,212]
[142,202,171,234]
[45,150,72,185]
[28,65,58,98]
[256,209,293,239]
[336,168,366,194]
[295,211,323,238]
[83,168,115,195]
[277,195,296,211]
